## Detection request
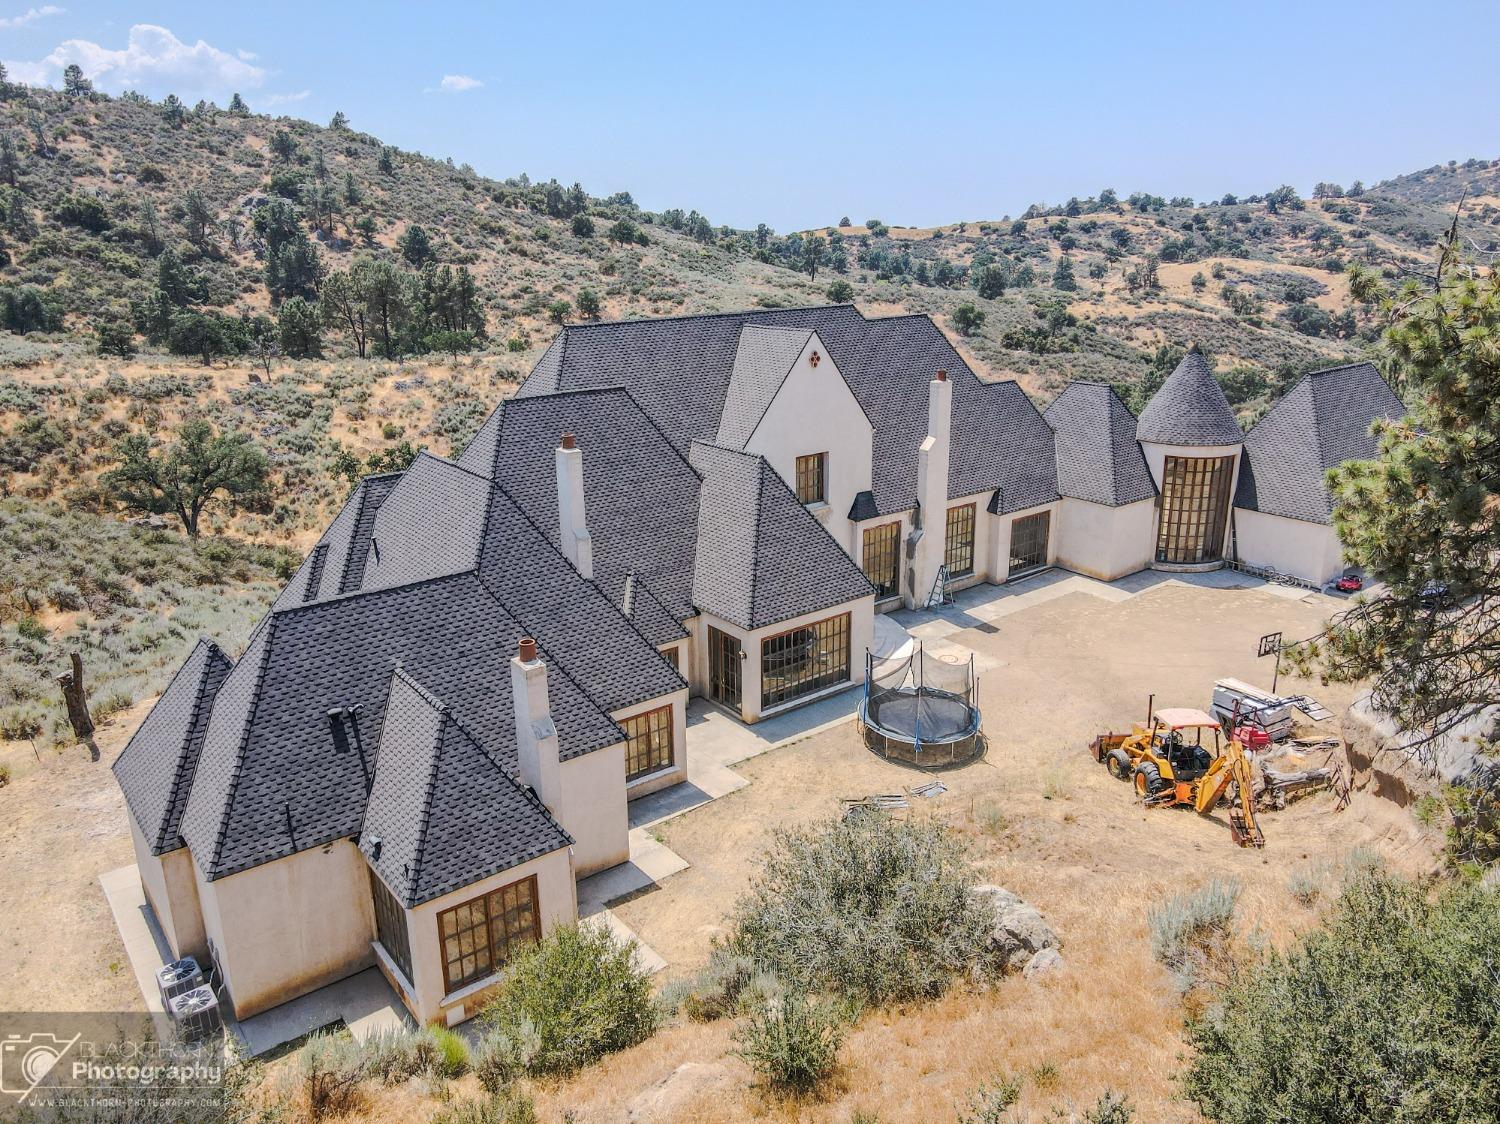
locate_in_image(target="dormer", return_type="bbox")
[715,326,872,553]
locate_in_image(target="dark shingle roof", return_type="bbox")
[112,638,232,855]
[1235,362,1406,524]
[518,306,1057,518]
[690,442,874,630]
[1044,383,1157,507]
[359,669,571,907]
[715,326,816,448]
[476,388,702,626]
[178,458,683,882]
[1137,350,1244,447]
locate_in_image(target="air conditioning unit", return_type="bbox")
[156,957,204,1010]
[169,985,222,1043]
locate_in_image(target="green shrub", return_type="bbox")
[956,1072,1022,1123]
[1147,879,1239,992]
[428,1025,470,1078]
[430,1088,536,1124]
[732,991,847,1095]
[472,1023,538,1094]
[727,815,996,1005]
[16,615,47,642]
[668,946,781,1022]
[1184,873,1500,1124]
[479,922,656,1076]
[295,1030,368,1120]
[1083,1090,1135,1123]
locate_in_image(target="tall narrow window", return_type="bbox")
[1156,455,1235,564]
[761,612,851,710]
[622,704,674,780]
[708,627,742,708]
[861,522,901,600]
[438,875,540,994]
[1009,510,1051,574]
[369,869,413,985]
[945,503,976,577]
[795,453,827,505]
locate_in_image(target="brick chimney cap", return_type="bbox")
[935,369,948,382]
[518,637,539,663]
[559,432,577,450]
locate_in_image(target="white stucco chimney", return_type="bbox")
[555,433,593,580]
[908,370,953,608]
[511,637,562,814]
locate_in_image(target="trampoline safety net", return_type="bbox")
[859,643,983,767]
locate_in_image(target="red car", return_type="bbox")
[1335,573,1363,593]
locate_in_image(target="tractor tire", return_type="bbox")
[1134,761,1165,799]
[1106,748,1133,780]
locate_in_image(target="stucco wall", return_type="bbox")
[1233,507,1346,585]
[194,838,376,1019]
[556,744,629,876]
[386,846,575,1026]
[744,334,873,556]
[1053,497,1156,581]
[130,819,207,963]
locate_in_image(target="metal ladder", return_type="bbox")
[926,564,953,609]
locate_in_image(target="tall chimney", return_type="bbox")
[555,433,593,580]
[511,638,562,814]
[907,370,954,609]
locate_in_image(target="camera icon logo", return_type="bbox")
[0,1033,82,1102]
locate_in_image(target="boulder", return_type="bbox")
[972,884,1060,974]
[1022,946,1065,979]
[626,1062,734,1122]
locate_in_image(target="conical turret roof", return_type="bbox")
[1137,348,1243,446]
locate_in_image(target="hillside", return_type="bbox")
[1,83,1497,409]
[1,77,1497,749]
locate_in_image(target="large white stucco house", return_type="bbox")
[113,304,1405,1029]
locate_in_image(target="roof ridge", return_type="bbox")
[206,617,277,879]
[401,673,450,907]
[503,386,705,484]
[551,302,862,330]
[158,640,231,853]
[271,568,476,618]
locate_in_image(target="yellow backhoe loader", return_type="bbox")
[1089,698,1264,847]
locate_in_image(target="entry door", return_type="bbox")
[708,626,742,708]
[1009,510,1051,574]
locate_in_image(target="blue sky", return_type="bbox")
[4,1,1497,230]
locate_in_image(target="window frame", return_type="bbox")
[945,503,977,578]
[1155,455,1235,564]
[760,612,852,710]
[369,868,413,987]
[795,452,827,505]
[437,874,541,995]
[1008,510,1051,574]
[622,703,674,781]
[708,626,743,708]
[861,521,902,600]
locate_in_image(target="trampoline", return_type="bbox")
[858,643,983,767]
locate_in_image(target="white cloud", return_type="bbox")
[236,48,257,62]
[3,23,266,97]
[426,73,482,94]
[0,6,64,30]
[262,89,309,108]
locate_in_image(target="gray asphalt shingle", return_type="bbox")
[1044,382,1157,506]
[359,669,571,907]
[1137,349,1244,447]
[1235,362,1406,523]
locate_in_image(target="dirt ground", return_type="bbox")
[543,582,1438,1123]
[0,581,1440,1122]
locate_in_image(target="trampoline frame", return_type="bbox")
[858,644,984,768]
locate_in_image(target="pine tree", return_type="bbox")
[161,95,187,129]
[229,92,249,115]
[0,133,18,187]
[1295,232,1500,755]
[1053,255,1078,292]
[329,110,349,130]
[63,64,92,97]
